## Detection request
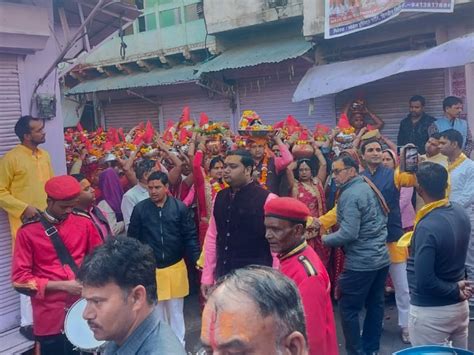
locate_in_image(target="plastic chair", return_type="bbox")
[393,345,473,355]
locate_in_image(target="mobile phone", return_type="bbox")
[404,146,419,173]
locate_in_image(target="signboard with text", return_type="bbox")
[325,0,454,39]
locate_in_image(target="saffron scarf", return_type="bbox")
[397,198,449,247]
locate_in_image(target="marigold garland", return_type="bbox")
[258,154,269,189]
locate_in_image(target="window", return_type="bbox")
[184,3,204,22]
[159,8,181,28]
[137,13,157,32]
[145,13,157,30]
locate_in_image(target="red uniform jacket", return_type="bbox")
[11,213,102,336]
[280,242,338,355]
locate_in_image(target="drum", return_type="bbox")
[64,298,106,352]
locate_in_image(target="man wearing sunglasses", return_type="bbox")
[322,155,390,355]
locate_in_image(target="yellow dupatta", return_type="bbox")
[397,198,449,247]
[447,153,467,173]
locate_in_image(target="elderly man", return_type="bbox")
[201,150,277,298]
[322,155,390,355]
[79,237,186,355]
[264,197,338,355]
[11,175,102,355]
[201,266,308,355]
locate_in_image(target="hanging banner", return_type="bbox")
[325,0,454,39]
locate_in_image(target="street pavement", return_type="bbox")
[184,292,474,354]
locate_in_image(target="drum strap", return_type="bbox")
[39,214,79,276]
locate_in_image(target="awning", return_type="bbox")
[197,36,313,75]
[293,32,474,102]
[63,0,141,47]
[66,65,198,95]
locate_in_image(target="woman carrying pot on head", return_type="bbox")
[286,136,330,266]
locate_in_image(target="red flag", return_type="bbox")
[181,106,190,123]
[199,112,209,127]
[76,123,84,132]
[163,120,175,142]
[133,132,144,145]
[285,115,300,127]
[96,127,103,135]
[179,129,188,144]
[104,141,113,151]
[273,120,284,129]
[137,122,145,130]
[143,120,154,144]
[118,128,125,142]
[338,113,351,129]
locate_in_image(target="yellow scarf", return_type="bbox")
[397,198,449,247]
[447,153,467,172]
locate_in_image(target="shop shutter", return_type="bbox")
[0,54,21,333]
[238,61,336,129]
[103,97,160,131]
[160,83,233,125]
[335,69,446,143]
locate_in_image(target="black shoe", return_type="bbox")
[19,325,34,341]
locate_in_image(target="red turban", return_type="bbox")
[45,175,81,201]
[264,197,310,223]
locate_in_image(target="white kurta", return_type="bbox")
[450,157,474,306]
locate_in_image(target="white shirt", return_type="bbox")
[450,158,474,210]
[121,183,150,230]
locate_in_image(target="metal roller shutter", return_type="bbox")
[0,54,21,333]
[103,97,160,131]
[335,69,446,143]
[238,61,336,129]
[160,84,233,125]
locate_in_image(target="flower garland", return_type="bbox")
[258,154,269,189]
[210,179,228,196]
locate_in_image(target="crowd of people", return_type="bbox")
[0,94,472,355]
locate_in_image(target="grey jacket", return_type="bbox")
[323,176,390,271]
[103,307,186,355]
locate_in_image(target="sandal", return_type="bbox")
[401,329,411,344]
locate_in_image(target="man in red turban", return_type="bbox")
[11,175,103,355]
[264,197,338,355]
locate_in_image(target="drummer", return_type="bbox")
[11,175,103,355]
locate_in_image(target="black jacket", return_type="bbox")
[397,113,435,154]
[128,196,200,268]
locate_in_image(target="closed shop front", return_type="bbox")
[159,83,233,125]
[102,83,234,131]
[0,53,21,333]
[335,69,446,142]
[237,60,336,129]
[103,97,160,131]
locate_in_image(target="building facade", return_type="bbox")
[0,0,138,351]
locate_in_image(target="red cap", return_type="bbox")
[264,197,310,223]
[45,175,81,201]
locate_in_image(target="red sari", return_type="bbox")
[293,178,331,268]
